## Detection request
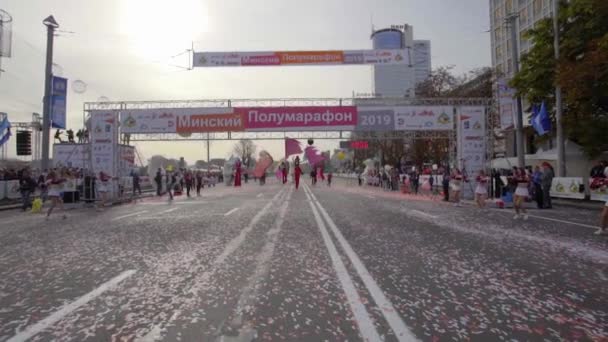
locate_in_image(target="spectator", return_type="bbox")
[442,171,450,202]
[541,162,554,209]
[590,161,607,178]
[132,171,142,196]
[66,129,75,143]
[532,166,544,209]
[19,170,37,211]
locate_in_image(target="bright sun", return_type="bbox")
[120,0,208,60]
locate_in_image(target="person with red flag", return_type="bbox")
[294,156,302,189]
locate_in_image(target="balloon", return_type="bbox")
[307,139,314,145]
[72,80,87,93]
[337,151,346,160]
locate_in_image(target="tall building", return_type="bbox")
[490,0,555,157]
[370,24,431,98]
[490,0,554,79]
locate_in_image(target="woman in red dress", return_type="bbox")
[294,157,302,189]
[234,159,242,187]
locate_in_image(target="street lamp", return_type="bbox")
[41,15,59,171]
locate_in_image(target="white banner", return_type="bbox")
[120,107,233,134]
[6,180,21,199]
[497,78,515,130]
[53,144,89,169]
[457,106,487,199]
[118,145,136,176]
[90,111,118,177]
[193,49,410,67]
[551,177,585,199]
[394,106,454,131]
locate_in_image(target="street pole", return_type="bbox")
[41,16,59,171]
[507,14,526,168]
[553,0,566,176]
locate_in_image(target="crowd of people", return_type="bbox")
[154,168,220,201]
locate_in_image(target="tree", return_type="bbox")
[415,66,493,98]
[511,0,608,158]
[232,139,257,166]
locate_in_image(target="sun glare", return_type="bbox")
[120,0,208,60]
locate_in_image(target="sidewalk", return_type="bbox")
[332,176,603,211]
[0,191,157,212]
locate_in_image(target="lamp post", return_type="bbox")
[41,15,59,171]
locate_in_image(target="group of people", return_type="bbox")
[154,168,218,201]
[10,167,118,220]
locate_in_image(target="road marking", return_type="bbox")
[112,210,148,221]
[160,207,179,214]
[410,209,438,219]
[305,185,417,342]
[303,186,382,342]
[8,270,136,342]
[366,194,376,199]
[138,188,287,342]
[223,208,239,216]
[492,209,598,230]
[256,193,263,198]
[224,188,293,333]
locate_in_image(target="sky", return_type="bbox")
[0,0,491,165]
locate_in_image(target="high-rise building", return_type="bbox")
[490,0,554,78]
[370,24,431,98]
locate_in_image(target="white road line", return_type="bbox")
[366,194,376,199]
[223,208,239,216]
[492,210,598,230]
[410,209,438,220]
[305,185,417,342]
[138,188,287,342]
[8,270,136,342]
[160,207,179,214]
[256,193,263,198]
[112,210,148,221]
[303,187,382,342]
[526,214,599,230]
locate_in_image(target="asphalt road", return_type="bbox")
[1,178,607,341]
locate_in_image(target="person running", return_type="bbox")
[19,170,37,211]
[281,162,288,184]
[45,171,67,220]
[327,172,332,187]
[154,168,163,196]
[512,167,530,220]
[532,165,543,209]
[451,169,463,207]
[185,170,193,198]
[166,171,176,202]
[196,170,203,196]
[97,171,111,211]
[294,156,302,190]
[442,170,450,202]
[475,170,489,209]
[310,168,317,186]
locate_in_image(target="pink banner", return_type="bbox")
[238,106,357,130]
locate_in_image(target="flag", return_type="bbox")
[531,101,551,136]
[304,145,325,167]
[285,138,303,158]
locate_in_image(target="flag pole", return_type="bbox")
[553,0,566,176]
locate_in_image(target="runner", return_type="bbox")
[234,159,242,187]
[185,170,193,198]
[97,171,111,211]
[281,161,288,184]
[166,170,176,202]
[45,171,67,220]
[475,170,489,209]
[512,167,530,220]
[451,169,463,207]
[327,172,332,187]
[294,156,302,190]
[196,170,203,196]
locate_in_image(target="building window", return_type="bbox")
[506,0,514,14]
[533,0,542,17]
[495,27,502,42]
[520,6,529,26]
[496,45,503,60]
[507,58,513,74]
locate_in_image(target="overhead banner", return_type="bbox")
[238,106,358,131]
[193,49,409,67]
[394,106,453,131]
[356,108,395,131]
[457,106,487,199]
[90,111,118,177]
[497,78,515,130]
[120,107,237,134]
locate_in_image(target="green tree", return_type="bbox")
[511,0,608,158]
